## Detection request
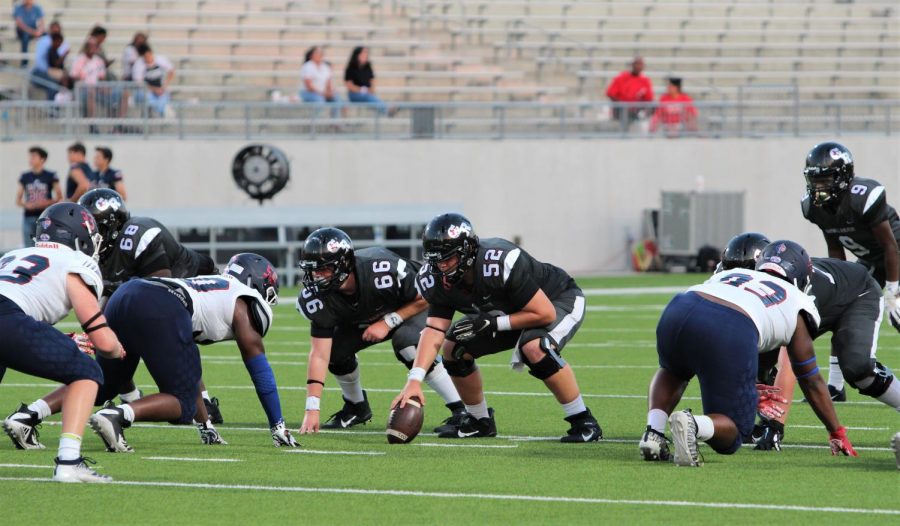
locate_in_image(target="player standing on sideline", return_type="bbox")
[296,228,466,434]
[640,240,856,466]
[801,141,900,401]
[0,203,125,482]
[65,142,94,202]
[92,147,127,199]
[394,213,601,442]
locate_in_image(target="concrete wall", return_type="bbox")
[2,137,898,272]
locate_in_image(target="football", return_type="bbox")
[386,396,424,444]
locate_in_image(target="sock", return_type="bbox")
[28,399,51,420]
[646,408,668,434]
[694,414,715,441]
[561,395,587,417]
[875,379,900,411]
[201,390,211,402]
[425,362,462,405]
[465,400,489,420]
[119,388,141,403]
[244,354,284,427]
[334,366,365,404]
[828,356,845,390]
[57,432,82,461]
[119,403,135,423]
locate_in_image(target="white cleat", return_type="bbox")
[892,432,900,471]
[669,410,702,467]
[89,409,134,453]
[639,425,671,461]
[52,457,112,483]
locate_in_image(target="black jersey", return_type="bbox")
[802,177,900,268]
[100,216,204,294]
[417,237,577,320]
[65,161,94,199]
[296,247,422,338]
[810,257,880,335]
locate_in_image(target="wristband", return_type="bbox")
[305,396,320,411]
[495,315,512,331]
[306,379,324,386]
[887,281,900,296]
[383,312,403,330]
[407,367,426,383]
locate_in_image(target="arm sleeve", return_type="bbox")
[427,302,455,320]
[309,321,333,338]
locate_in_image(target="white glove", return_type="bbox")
[271,420,300,448]
[196,420,228,445]
[885,281,900,331]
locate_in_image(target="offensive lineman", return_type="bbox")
[395,213,602,442]
[640,240,856,466]
[0,203,125,482]
[801,141,900,400]
[296,228,466,434]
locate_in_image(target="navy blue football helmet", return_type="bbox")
[721,232,770,271]
[755,240,813,292]
[34,202,102,259]
[224,253,279,305]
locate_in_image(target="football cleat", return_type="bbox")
[433,402,468,435]
[560,409,603,443]
[204,397,224,425]
[89,408,133,453]
[669,409,703,467]
[438,408,497,438]
[52,457,111,483]
[271,421,300,447]
[892,432,900,471]
[639,425,671,461]
[3,404,45,450]
[196,421,228,445]
[321,391,373,429]
[752,419,784,451]
[801,384,846,403]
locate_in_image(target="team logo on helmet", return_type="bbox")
[446,223,472,239]
[776,243,787,254]
[263,265,277,286]
[326,238,352,253]
[40,217,52,230]
[81,210,97,233]
[828,147,851,163]
[94,197,121,212]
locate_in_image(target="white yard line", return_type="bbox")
[0,476,896,515]
[142,457,242,463]
[0,463,52,469]
[412,443,518,449]
[283,450,385,456]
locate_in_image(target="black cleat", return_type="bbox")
[560,409,602,443]
[204,397,224,425]
[433,401,468,435]
[88,407,133,453]
[3,403,44,450]
[639,425,670,461]
[801,384,846,403]
[438,407,497,438]
[321,391,373,429]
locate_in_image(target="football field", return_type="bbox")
[1,275,898,525]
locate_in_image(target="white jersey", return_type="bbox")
[689,269,821,352]
[0,242,103,325]
[152,275,273,343]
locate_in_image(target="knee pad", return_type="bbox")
[444,358,477,378]
[840,357,877,387]
[394,346,437,374]
[712,436,743,455]
[856,362,895,398]
[328,356,359,377]
[522,337,566,380]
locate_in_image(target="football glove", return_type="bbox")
[67,332,95,355]
[753,419,784,452]
[828,427,858,457]
[885,282,900,332]
[756,383,788,420]
[448,314,496,344]
[271,420,300,447]
[196,420,228,445]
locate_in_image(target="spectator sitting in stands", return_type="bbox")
[30,21,69,100]
[121,32,147,81]
[69,38,106,120]
[14,0,45,67]
[605,56,654,129]
[300,46,342,117]
[16,146,61,247]
[92,146,127,199]
[649,77,698,136]
[345,46,388,115]
[132,44,175,118]
[89,25,113,75]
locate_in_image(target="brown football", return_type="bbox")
[386,396,424,444]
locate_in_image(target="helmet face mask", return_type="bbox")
[804,142,854,207]
[299,228,354,294]
[422,213,478,287]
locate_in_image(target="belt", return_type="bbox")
[144,278,194,315]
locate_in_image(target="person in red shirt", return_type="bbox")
[606,57,654,126]
[649,77,698,136]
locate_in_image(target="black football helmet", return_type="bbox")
[422,213,479,286]
[721,232,770,271]
[804,142,854,207]
[298,227,355,293]
[34,202,102,259]
[78,188,130,257]
[223,252,279,305]
[755,240,813,293]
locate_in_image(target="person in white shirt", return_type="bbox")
[132,43,174,117]
[120,32,146,81]
[300,46,342,117]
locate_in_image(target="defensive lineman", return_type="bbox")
[395,213,601,441]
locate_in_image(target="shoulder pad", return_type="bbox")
[68,253,104,299]
[244,294,273,337]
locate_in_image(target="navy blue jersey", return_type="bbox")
[93,167,123,189]
[18,170,58,217]
[65,161,94,199]
[416,237,577,320]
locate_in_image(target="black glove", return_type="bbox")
[448,314,497,344]
[753,418,784,452]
